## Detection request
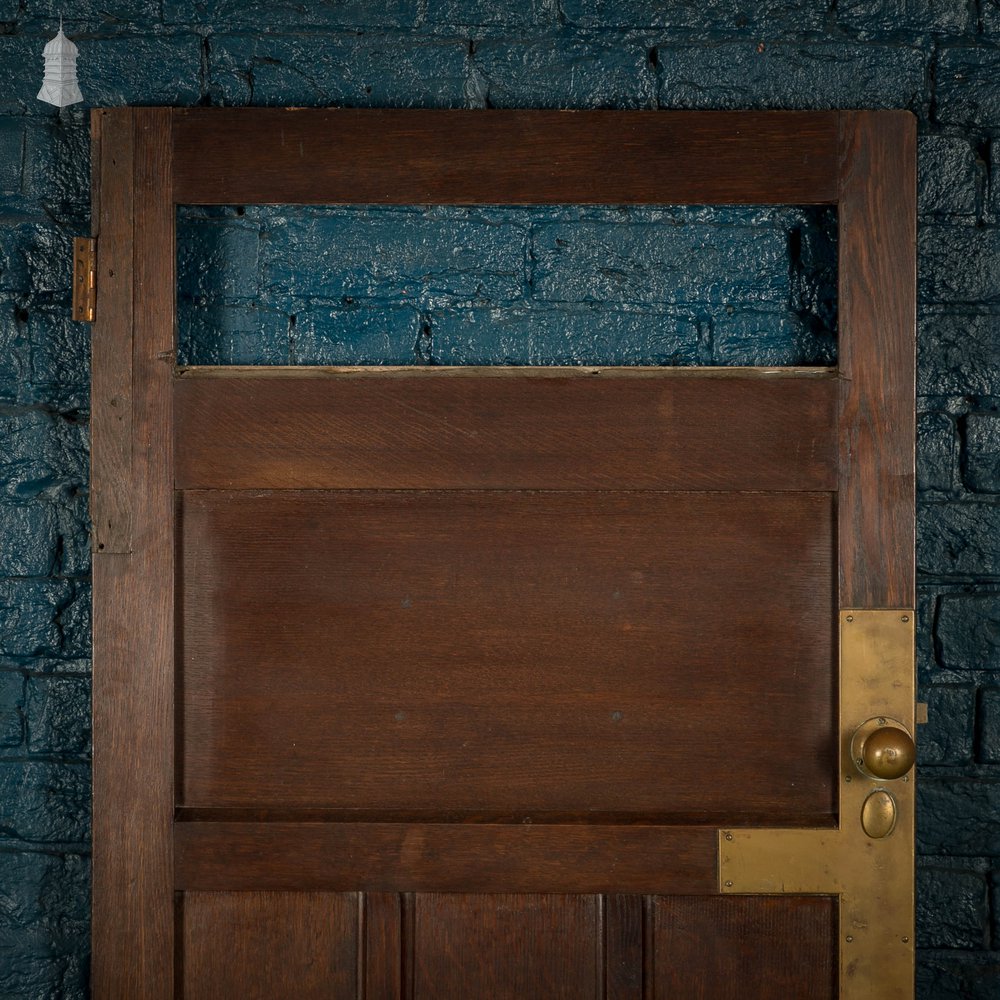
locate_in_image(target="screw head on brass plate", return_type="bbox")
[851,718,915,780]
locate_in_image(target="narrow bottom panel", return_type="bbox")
[179,892,837,999]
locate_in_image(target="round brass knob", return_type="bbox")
[854,722,915,780]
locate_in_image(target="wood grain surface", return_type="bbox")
[171,109,839,206]
[91,108,176,998]
[837,111,916,607]
[179,489,836,817]
[174,369,838,491]
[174,822,718,893]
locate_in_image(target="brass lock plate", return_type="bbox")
[719,610,915,999]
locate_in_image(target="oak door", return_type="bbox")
[90,109,916,999]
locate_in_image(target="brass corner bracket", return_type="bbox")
[719,610,915,999]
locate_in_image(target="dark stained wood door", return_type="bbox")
[90,109,916,999]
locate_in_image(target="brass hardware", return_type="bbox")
[861,789,897,839]
[916,702,928,725]
[852,718,916,780]
[72,237,96,323]
[719,610,915,999]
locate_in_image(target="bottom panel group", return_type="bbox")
[179,891,837,999]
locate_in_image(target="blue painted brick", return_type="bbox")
[21,0,161,27]
[937,46,1000,132]
[916,866,988,949]
[918,136,980,218]
[0,503,58,576]
[978,687,1000,763]
[22,117,92,211]
[919,311,1000,396]
[562,0,826,33]
[166,0,419,29]
[918,412,958,495]
[430,305,702,365]
[177,213,261,302]
[178,302,289,365]
[28,308,91,410]
[918,503,1000,579]
[208,34,469,108]
[55,490,90,578]
[25,674,90,755]
[920,226,1000,305]
[918,777,1000,855]
[292,305,423,365]
[964,413,1000,493]
[0,409,62,499]
[0,119,23,194]
[711,311,834,366]
[0,579,71,656]
[837,0,972,35]
[470,37,655,109]
[917,684,975,764]
[0,302,32,405]
[425,0,550,28]
[263,210,526,304]
[75,34,204,108]
[0,851,89,1000]
[658,42,927,110]
[0,669,24,747]
[937,593,1000,671]
[0,222,71,298]
[917,954,1000,1000]
[0,761,90,843]
[532,221,789,307]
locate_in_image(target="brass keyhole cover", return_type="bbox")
[851,717,916,780]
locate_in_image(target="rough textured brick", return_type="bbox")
[937,593,1000,672]
[0,670,24,748]
[978,687,1000,763]
[165,0,419,29]
[0,306,33,407]
[918,777,1000,855]
[562,1,825,33]
[918,136,980,218]
[292,306,423,365]
[917,954,1000,1000]
[0,409,62,499]
[25,675,90,755]
[918,412,958,494]
[0,579,71,657]
[837,0,972,35]
[916,866,988,949]
[470,38,655,109]
[208,34,469,108]
[20,0,161,26]
[0,851,89,1000]
[920,226,1000,305]
[178,302,290,366]
[22,117,92,215]
[431,305,702,365]
[263,210,527,304]
[937,47,1000,131]
[425,0,550,28]
[658,42,927,110]
[710,311,835,366]
[918,503,1000,579]
[27,309,90,409]
[532,221,789,306]
[0,761,90,843]
[964,413,1000,493]
[0,503,57,576]
[0,119,23,194]
[919,311,1000,396]
[917,684,975,764]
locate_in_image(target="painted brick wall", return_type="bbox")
[1,2,999,998]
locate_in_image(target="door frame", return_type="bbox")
[89,108,916,997]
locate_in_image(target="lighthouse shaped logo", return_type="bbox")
[37,20,83,108]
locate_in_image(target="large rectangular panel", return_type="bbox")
[173,823,717,894]
[652,896,837,999]
[174,368,838,491]
[181,892,359,999]
[180,489,835,818]
[171,109,839,205]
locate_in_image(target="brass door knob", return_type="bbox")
[851,719,916,780]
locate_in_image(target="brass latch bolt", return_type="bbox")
[72,236,96,322]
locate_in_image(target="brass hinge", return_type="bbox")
[72,237,97,323]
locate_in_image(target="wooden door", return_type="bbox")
[90,109,916,999]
